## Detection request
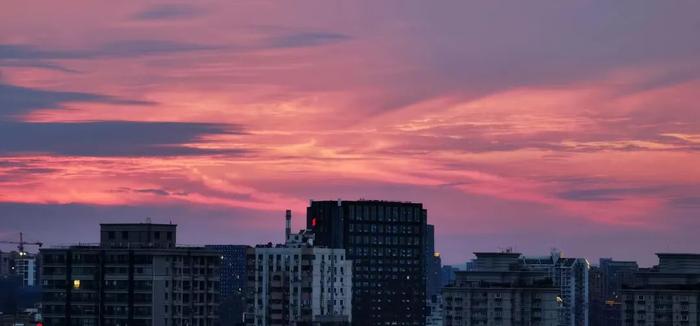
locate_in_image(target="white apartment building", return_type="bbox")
[246,230,352,326]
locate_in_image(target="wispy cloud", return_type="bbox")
[0,41,222,61]
[0,83,153,120]
[263,32,350,48]
[0,121,245,157]
[132,4,205,21]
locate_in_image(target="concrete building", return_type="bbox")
[588,265,605,326]
[245,224,352,326]
[205,245,249,326]
[464,261,477,272]
[443,252,561,326]
[1,251,39,288]
[441,266,457,288]
[1,251,13,276]
[426,295,444,326]
[424,225,443,325]
[307,200,427,326]
[589,259,638,326]
[40,223,220,326]
[600,259,638,301]
[620,253,700,326]
[425,225,442,300]
[521,251,590,326]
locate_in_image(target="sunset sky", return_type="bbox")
[1,1,699,266]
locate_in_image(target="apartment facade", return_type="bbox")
[620,253,700,326]
[205,245,249,326]
[589,259,638,326]
[307,200,427,326]
[443,252,561,326]
[425,225,442,300]
[521,251,590,326]
[245,230,352,326]
[40,223,220,326]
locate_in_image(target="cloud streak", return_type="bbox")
[0,83,153,120]
[132,4,205,21]
[0,121,245,157]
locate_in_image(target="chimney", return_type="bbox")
[285,210,292,241]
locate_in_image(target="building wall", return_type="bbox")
[0,251,39,287]
[41,247,220,326]
[425,225,442,300]
[621,291,699,326]
[307,200,427,326]
[41,224,219,326]
[205,245,249,326]
[619,253,700,326]
[443,288,560,326]
[553,258,589,326]
[245,246,352,326]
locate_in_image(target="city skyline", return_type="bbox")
[2,1,700,267]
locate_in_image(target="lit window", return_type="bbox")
[73,280,81,289]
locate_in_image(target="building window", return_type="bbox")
[108,231,115,240]
[122,231,128,239]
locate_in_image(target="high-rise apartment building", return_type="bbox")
[521,251,590,326]
[307,200,427,326]
[205,245,249,326]
[425,225,443,326]
[443,252,561,326]
[443,251,589,326]
[589,259,638,326]
[425,225,442,300]
[599,259,638,302]
[40,223,220,326]
[620,253,700,326]
[245,229,352,326]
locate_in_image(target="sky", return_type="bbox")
[1,1,699,267]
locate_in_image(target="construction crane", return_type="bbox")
[0,232,43,255]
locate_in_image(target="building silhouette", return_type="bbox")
[425,225,442,300]
[306,200,427,326]
[588,258,638,326]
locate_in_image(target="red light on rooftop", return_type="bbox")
[312,218,317,227]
